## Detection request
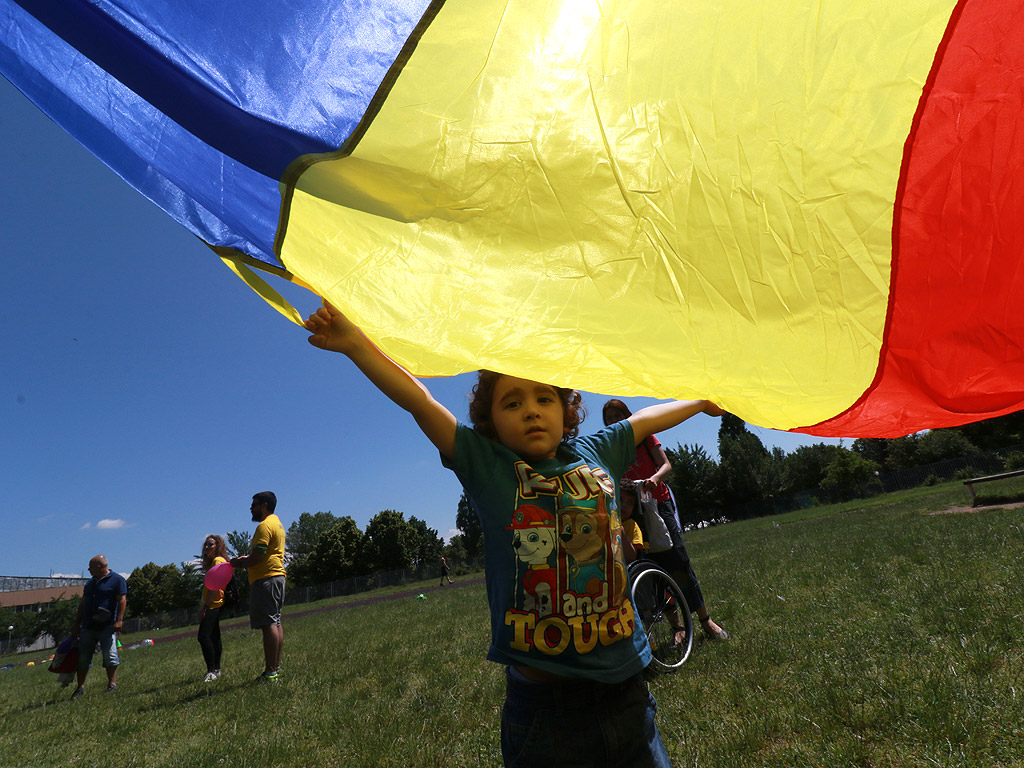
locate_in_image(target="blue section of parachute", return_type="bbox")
[0,0,432,267]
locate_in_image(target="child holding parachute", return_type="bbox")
[304,301,722,767]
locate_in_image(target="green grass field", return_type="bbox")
[2,482,1023,767]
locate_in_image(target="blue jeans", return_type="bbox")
[501,667,672,768]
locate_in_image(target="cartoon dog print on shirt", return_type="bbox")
[558,498,608,597]
[507,504,558,617]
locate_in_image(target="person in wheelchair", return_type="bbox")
[605,399,730,642]
[619,486,689,649]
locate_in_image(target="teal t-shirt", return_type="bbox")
[442,420,650,682]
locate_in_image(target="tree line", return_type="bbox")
[666,411,1024,527]
[123,508,483,620]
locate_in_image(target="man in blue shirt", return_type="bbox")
[70,555,128,699]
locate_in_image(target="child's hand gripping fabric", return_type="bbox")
[304,300,363,355]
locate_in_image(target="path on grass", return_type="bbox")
[152,576,485,645]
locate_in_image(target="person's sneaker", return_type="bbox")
[105,683,117,694]
[257,670,280,682]
[203,672,218,683]
[70,686,85,700]
[212,669,221,679]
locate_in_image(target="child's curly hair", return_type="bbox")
[468,371,585,442]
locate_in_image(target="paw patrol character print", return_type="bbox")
[507,504,557,617]
[558,498,609,597]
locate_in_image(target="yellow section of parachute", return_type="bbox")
[277,0,957,429]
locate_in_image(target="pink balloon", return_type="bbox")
[204,561,233,591]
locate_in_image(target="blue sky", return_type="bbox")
[1,75,842,579]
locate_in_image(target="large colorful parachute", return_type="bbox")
[2,0,1022,437]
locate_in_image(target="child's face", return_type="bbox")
[619,490,635,519]
[490,375,567,462]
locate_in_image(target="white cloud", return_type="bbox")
[80,522,91,530]
[96,519,126,529]
[446,528,460,544]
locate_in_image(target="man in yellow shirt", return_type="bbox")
[230,491,286,681]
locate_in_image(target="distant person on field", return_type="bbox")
[603,399,729,641]
[439,555,453,586]
[198,534,229,682]
[229,492,286,682]
[70,555,127,699]
[304,300,723,767]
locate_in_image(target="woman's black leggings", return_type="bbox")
[197,607,223,672]
[649,499,706,613]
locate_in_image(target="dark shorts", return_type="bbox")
[249,575,285,628]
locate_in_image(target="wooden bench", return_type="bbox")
[962,468,1024,504]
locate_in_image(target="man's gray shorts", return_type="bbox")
[250,575,285,628]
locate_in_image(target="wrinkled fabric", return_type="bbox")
[3,0,1023,436]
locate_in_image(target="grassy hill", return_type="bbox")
[2,481,1022,767]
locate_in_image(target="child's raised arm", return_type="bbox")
[305,301,457,459]
[628,399,724,445]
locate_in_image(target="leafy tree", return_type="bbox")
[285,511,342,584]
[819,449,880,502]
[225,530,251,558]
[407,515,444,566]
[885,434,920,471]
[455,494,483,558]
[783,443,842,493]
[958,410,1024,452]
[717,414,782,508]
[302,516,364,584]
[126,562,186,616]
[287,511,340,560]
[851,438,889,468]
[284,554,315,587]
[664,443,721,526]
[443,535,470,566]
[362,509,417,572]
[32,595,82,644]
[1003,451,1024,471]
[177,561,204,608]
[0,606,37,645]
[766,446,788,496]
[915,428,979,464]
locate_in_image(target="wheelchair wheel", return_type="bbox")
[630,564,692,672]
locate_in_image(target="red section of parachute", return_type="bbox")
[800,0,1024,438]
